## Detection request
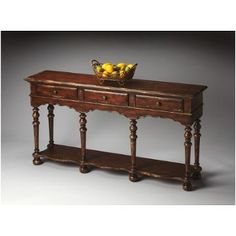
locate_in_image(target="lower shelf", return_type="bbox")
[38,144,200,182]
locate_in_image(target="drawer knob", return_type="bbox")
[102,95,108,101]
[53,90,58,95]
[156,101,161,106]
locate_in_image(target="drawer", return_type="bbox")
[135,95,183,112]
[36,85,77,99]
[84,89,128,106]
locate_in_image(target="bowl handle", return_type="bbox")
[91,59,100,66]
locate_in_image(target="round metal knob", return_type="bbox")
[53,90,58,95]
[156,101,161,106]
[102,95,107,101]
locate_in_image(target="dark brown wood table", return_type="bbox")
[25,70,207,191]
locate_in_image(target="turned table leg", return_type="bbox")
[32,107,43,165]
[79,113,90,173]
[47,104,55,148]
[192,119,202,179]
[183,126,192,191]
[129,119,139,182]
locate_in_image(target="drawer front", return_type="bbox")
[84,89,128,106]
[36,85,77,99]
[135,95,183,112]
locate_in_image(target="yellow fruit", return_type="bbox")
[127,64,134,69]
[95,66,103,73]
[102,63,111,70]
[117,63,126,70]
[102,71,109,78]
[111,71,118,78]
[104,64,114,73]
[125,66,130,72]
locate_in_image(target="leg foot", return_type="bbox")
[129,172,140,182]
[183,180,192,191]
[33,156,43,165]
[79,165,90,173]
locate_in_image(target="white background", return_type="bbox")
[0,0,235,236]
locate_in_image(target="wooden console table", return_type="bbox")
[25,70,207,191]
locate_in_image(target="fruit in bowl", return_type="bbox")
[91,60,137,86]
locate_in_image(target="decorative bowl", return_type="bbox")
[91,59,137,86]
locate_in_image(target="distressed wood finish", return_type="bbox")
[183,126,192,191]
[135,94,183,112]
[32,107,43,165]
[79,113,90,173]
[26,70,207,125]
[25,70,207,191]
[36,84,78,100]
[84,89,128,106]
[193,119,202,179]
[129,119,139,182]
[38,144,200,180]
[47,104,54,148]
